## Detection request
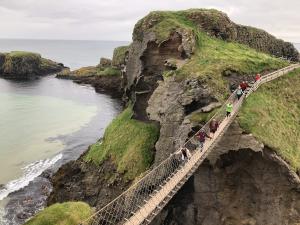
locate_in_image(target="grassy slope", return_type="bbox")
[84,106,159,180]
[141,10,288,100]
[239,68,300,170]
[24,202,93,225]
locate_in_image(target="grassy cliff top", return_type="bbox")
[239,68,300,170]
[84,106,159,180]
[7,51,41,58]
[24,202,93,225]
[135,9,289,100]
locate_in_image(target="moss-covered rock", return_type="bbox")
[24,202,93,225]
[98,57,112,67]
[112,46,129,67]
[0,51,64,80]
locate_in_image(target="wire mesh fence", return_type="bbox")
[80,64,300,225]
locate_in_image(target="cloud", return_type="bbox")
[0,0,299,42]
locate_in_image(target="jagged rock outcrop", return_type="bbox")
[0,51,65,80]
[150,121,300,225]
[47,156,130,209]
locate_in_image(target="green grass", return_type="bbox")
[112,46,129,67]
[239,68,300,170]
[98,67,121,76]
[8,51,41,58]
[135,9,289,100]
[24,202,93,225]
[84,106,159,180]
[64,66,121,77]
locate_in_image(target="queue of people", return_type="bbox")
[176,73,260,163]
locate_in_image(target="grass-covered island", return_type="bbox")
[28,8,300,225]
[0,51,65,79]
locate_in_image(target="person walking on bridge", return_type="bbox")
[209,119,219,137]
[240,81,249,92]
[226,102,233,117]
[255,74,261,82]
[196,129,212,151]
[178,147,191,162]
[236,86,243,100]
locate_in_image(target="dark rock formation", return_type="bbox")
[0,51,65,80]
[47,155,130,210]
[73,75,123,97]
[151,150,300,225]
[56,66,123,97]
[150,122,300,225]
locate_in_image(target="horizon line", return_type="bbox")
[0,37,131,42]
[0,37,299,45]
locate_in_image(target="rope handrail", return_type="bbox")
[80,63,300,225]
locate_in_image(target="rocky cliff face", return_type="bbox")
[150,121,300,225]
[0,51,64,80]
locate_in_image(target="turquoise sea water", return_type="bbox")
[0,39,124,224]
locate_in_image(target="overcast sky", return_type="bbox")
[0,0,299,43]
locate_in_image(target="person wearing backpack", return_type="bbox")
[236,86,243,100]
[196,129,212,151]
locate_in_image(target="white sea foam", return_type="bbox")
[0,154,62,201]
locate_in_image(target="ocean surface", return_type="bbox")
[0,39,129,69]
[0,39,124,224]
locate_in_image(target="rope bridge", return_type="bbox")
[80,64,300,225]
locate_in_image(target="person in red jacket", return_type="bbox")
[196,129,212,151]
[255,74,261,82]
[240,81,248,91]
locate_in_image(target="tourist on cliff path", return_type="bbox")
[226,102,233,117]
[196,129,212,151]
